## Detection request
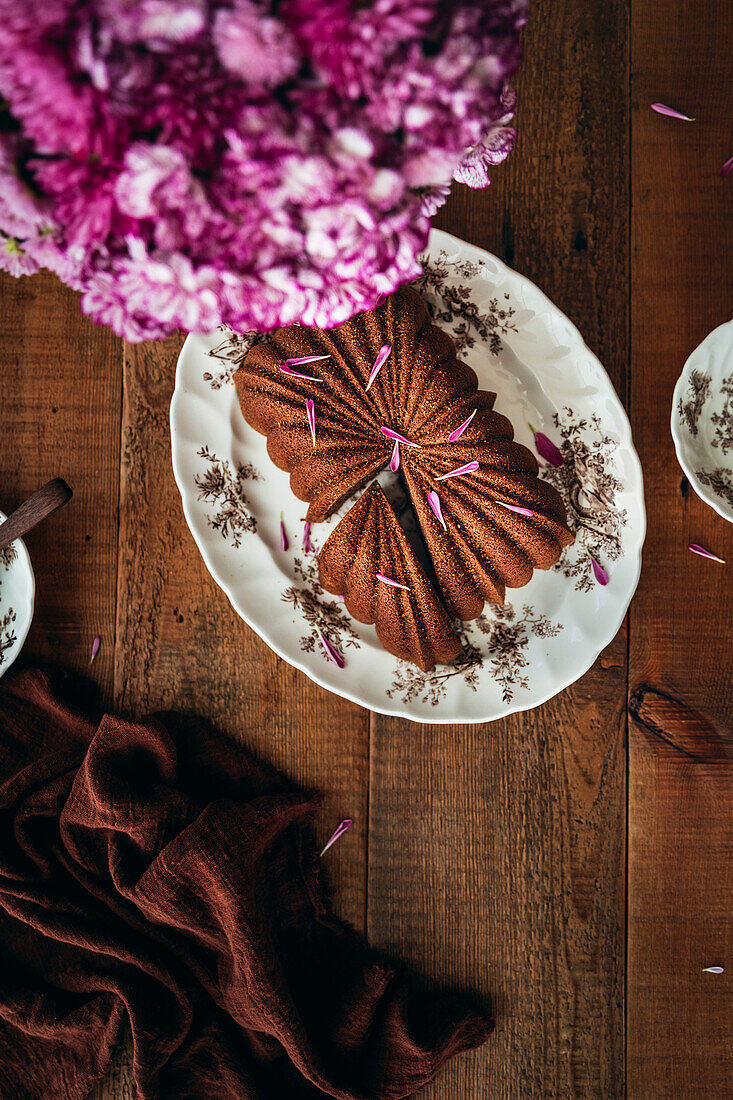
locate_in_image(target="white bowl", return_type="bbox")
[0,510,35,679]
[672,319,733,522]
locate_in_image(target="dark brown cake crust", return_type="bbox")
[317,482,462,672]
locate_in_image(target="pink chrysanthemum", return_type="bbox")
[0,0,527,340]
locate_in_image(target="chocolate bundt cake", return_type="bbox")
[234,286,497,523]
[234,285,573,668]
[318,482,462,671]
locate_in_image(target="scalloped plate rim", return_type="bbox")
[171,228,646,723]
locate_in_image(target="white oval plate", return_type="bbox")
[672,319,733,523]
[171,229,645,724]
[0,511,35,680]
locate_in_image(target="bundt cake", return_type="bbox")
[234,286,498,522]
[318,482,462,671]
[234,285,574,668]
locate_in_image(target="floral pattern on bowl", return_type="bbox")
[672,319,733,523]
[171,228,646,724]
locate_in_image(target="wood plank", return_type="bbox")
[0,272,122,703]
[628,1,733,1095]
[367,0,630,1095]
[114,334,371,933]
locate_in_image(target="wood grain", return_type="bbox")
[368,0,630,1096]
[3,0,733,1097]
[0,272,122,703]
[629,1,733,1095]
[114,336,370,931]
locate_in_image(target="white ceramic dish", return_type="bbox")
[0,511,35,679]
[672,319,733,523]
[170,229,645,724]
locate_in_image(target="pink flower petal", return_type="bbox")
[306,398,316,446]
[436,461,479,481]
[279,514,288,551]
[380,427,419,447]
[376,573,411,591]
[302,521,313,554]
[375,293,387,307]
[651,102,695,121]
[427,490,447,531]
[284,354,330,366]
[689,543,725,564]
[720,155,733,178]
[530,424,563,467]
[318,630,345,668]
[589,553,609,586]
[320,818,352,855]
[365,344,391,390]
[90,636,101,664]
[448,409,477,442]
[702,966,724,974]
[495,500,535,517]
[280,364,324,382]
[389,439,400,472]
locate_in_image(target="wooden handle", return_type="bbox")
[0,478,73,550]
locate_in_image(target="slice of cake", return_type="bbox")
[317,482,461,672]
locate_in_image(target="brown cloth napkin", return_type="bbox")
[0,668,492,1100]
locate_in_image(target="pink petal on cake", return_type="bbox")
[689,543,725,563]
[380,427,419,447]
[389,439,400,471]
[702,966,724,974]
[306,398,316,446]
[720,155,733,178]
[318,630,345,668]
[90,636,101,664]
[530,425,564,467]
[302,521,314,553]
[448,409,477,441]
[365,344,391,390]
[284,354,330,366]
[427,490,447,531]
[279,514,289,551]
[589,553,609,585]
[320,818,352,855]
[280,364,324,381]
[436,461,479,480]
[495,500,535,517]
[376,573,411,591]
[651,102,694,120]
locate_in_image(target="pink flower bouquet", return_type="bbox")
[0,1,527,340]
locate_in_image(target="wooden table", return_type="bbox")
[2,2,732,1097]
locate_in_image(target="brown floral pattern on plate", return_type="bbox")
[416,251,518,355]
[194,445,262,547]
[540,410,627,592]
[1,546,18,569]
[677,368,712,438]
[282,557,361,666]
[204,327,270,389]
[387,602,562,706]
[710,372,733,455]
[0,607,17,669]
[696,466,733,509]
